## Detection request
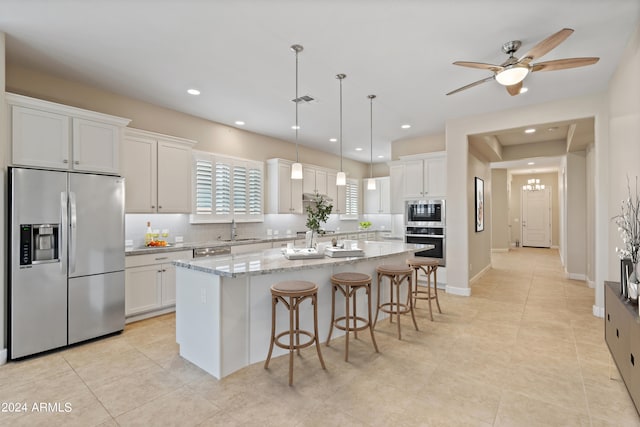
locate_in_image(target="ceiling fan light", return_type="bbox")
[495,65,529,86]
[336,171,346,186]
[291,162,303,180]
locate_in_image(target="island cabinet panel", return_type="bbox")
[174,241,421,379]
[605,281,640,413]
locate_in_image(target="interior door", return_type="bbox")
[522,187,551,247]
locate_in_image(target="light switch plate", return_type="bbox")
[175,236,184,243]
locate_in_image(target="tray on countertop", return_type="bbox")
[324,247,365,258]
[282,248,325,260]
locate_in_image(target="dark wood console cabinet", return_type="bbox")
[605,281,640,413]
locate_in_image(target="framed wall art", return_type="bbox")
[475,177,484,232]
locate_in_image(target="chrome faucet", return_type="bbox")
[231,219,237,241]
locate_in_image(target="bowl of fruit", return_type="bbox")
[359,221,372,230]
[147,240,168,247]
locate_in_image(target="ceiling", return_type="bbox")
[1,1,638,164]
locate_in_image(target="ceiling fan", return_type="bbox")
[446,28,599,96]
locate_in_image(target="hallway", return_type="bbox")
[0,248,637,426]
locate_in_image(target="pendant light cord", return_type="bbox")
[294,46,300,163]
[337,74,346,173]
[369,95,374,179]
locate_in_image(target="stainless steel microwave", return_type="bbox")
[406,199,445,227]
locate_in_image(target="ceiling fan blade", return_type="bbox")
[506,82,523,96]
[531,57,600,72]
[453,61,503,73]
[519,28,574,64]
[446,76,495,96]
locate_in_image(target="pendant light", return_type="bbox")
[367,94,376,191]
[290,44,303,180]
[336,73,347,186]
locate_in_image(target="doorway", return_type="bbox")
[521,187,551,248]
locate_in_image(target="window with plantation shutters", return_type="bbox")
[343,179,359,218]
[191,151,264,223]
[195,159,213,215]
[216,161,231,216]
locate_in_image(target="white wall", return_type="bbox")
[607,22,640,299]
[566,152,587,279]
[445,93,606,298]
[491,169,509,251]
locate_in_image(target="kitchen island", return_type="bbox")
[174,241,426,379]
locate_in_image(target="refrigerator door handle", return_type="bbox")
[69,191,77,274]
[60,191,68,273]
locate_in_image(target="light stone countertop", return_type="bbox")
[125,229,391,256]
[173,241,426,278]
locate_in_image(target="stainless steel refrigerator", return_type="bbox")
[9,167,125,359]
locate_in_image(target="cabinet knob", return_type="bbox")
[151,205,155,209]
[158,206,162,209]
[74,161,80,165]
[63,159,69,164]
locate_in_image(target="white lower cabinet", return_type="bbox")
[125,249,192,321]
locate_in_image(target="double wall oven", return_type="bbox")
[405,199,445,266]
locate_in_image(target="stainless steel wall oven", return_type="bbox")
[406,226,445,266]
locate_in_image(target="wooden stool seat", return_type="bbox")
[264,280,326,385]
[406,257,441,321]
[374,264,418,340]
[327,272,379,361]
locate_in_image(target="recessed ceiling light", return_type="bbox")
[519,87,529,94]
[187,89,200,95]
[235,121,245,126]
[401,124,411,129]
[355,147,363,151]
[524,128,536,134]
[291,125,300,130]
[329,138,337,142]
[527,162,535,165]
[377,155,384,159]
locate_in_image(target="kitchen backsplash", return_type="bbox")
[125,214,397,247]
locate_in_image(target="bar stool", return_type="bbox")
[326,272,379,361]
[264,280,326,386]
[406,257,441,321]
[374,264,418,340]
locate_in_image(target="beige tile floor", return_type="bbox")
[1,247,639,426]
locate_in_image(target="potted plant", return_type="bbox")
[305,192,333,248]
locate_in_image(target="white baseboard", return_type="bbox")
[567,272,587,281]
[587,279,595,289]
[592,305,604,318]
[470,264,491,284]
[0,349,6,365]
[491,248,509,253]
[446,285,471,297]
[125,306,175,324]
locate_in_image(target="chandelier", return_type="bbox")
[522,178,545,191]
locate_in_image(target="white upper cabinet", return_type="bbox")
[266,159,303,214]
[8,93,130,174]
[303,166,328,195]
[121,128,196,214]
[326,171,346,214]
[393,152,447,200]
[364,176,391,214]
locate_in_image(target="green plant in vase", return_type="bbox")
[306,192,333,248]
[359,221,372,230]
